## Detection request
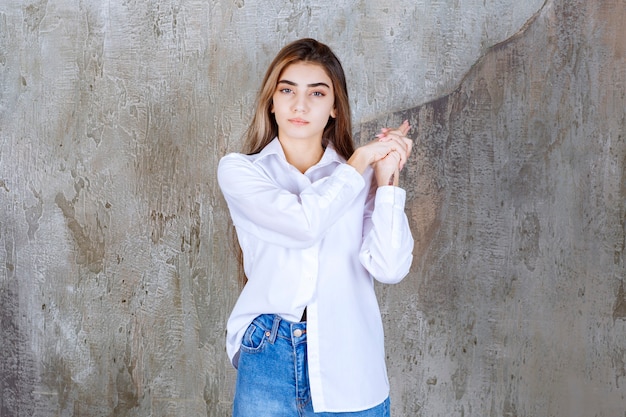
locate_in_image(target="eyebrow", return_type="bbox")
[277,79,331,89]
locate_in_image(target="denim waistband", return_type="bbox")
[251,314,307,345]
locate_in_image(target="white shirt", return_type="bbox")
[217,138,414,412]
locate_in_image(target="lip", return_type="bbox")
[288,118,309,126]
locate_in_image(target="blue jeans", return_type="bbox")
[233,314,390,417]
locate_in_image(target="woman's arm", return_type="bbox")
[359,185,414,284]
[218,155,365,249]
[358,121,415,283]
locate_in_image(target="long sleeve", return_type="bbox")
[359,185,414,284]
[218,152,365,249]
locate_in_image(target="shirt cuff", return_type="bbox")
[375,185,406,208]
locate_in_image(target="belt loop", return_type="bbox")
[269,315,281,343]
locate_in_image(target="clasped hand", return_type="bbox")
[347,120,413,186]
[370,120,413,187]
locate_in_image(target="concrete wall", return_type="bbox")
[1,0,624,416]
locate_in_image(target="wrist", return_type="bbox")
[376,171,399,187]
[347,148,372,174]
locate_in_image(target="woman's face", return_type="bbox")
[271,62,336,146]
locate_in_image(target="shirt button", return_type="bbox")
[293,329,303,337]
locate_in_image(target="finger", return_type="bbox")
[395,137,412,171]
[379,128,402,139]
[400,142,412,171]
[376,128,391,140]
[384,120,410,137]
[377,120,411,139]
[391,151,404,179]
[403,137,413,160]
[380,128,410,144]
[397,120,411,136]
[389,143,407,169]
[382,133,410,157]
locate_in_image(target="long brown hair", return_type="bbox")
[242,38,354,159]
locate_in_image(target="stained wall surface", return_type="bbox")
[1,0,625,416]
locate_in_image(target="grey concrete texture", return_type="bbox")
[0,0,624,416]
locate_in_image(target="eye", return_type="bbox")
[311,91,326,97]
[279,88,293,94]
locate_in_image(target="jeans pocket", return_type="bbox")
[240,322,268,353]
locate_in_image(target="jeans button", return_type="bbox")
[293,329,303,337]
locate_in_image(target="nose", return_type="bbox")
[293,94,307,113]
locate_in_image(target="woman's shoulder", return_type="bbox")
[217,151,277,191]
[218,152,262,170]
[220,151,252,163]
[219,140,283,172]
[218,152,256,176]
[217,153,255,196]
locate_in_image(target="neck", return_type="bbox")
[279,138,324,173]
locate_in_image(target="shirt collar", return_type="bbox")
[253,137,285,163]
[253,137,345,168]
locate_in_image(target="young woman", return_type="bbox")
[218,38,414,416]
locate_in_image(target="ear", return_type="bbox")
[330,107,336,118]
